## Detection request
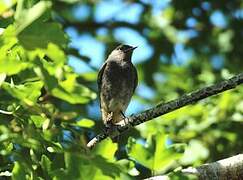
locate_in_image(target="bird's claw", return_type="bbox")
[120,111,129,126]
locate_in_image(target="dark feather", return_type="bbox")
[97,62,107,107]
[132,65,138,93]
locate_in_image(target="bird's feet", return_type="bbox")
[103,112,113,130]
[104,112,117,134]
[119,111,129,126]
[104,120,112,131]
[104,121,121,139]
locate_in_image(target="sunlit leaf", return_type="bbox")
[45,43,67,65]
[0,0,16,15]
[34,60,96,104]
[64,152,121,179]
[46,142,63,153]
[91,155,121,179]
[0,73,6,86]
[93,138,118,160]
[15,0,52,33]
[0,142,13,155]
[180,140,209,165]
[127,133,185,173]
[40,154,52,176]
[75,118,95,128]
[117,159,140,176]
[2,81,43,105]
[0,57,29,75]
[18,21,68,50]
[79,72,97,81]
[12,162,28,180]
[51,74,96,104]
[30,115,46,128]
[0,26,18,57]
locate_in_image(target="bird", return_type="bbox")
[97,44,138,128]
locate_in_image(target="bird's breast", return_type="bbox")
[100,60,135,110]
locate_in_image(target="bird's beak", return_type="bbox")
[131,46,138,50]
[126,46,138,52]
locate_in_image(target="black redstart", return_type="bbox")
[97,44,138,128]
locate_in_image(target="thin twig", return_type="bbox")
[0,109,13,115]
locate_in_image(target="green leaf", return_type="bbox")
[0,73,6,86]
[0,56,29,75]
[41,155,52,177]
[153,135,184,172]
[180,140,208,165]
[75,118,95,128]
[34,59,59,90]
[93,138,118,160]
[64,152,121,179]
[127,133,185,173]
[127,137,154,169]
[15,0,52,33]
[46,142,63,153]
[18,21,68,50]
[34,58,96,104]
[14,136,42,150]
[51,75,96,104]
[0,0,16,15]
[51,84,96,104]
[45,43,67,65]
[79,72,97,81]
[0,28,30,75]
[53,74,96,104]
[64,152,89,179]
[12,162,28,180]
[91,155,121,179]
[14,0,67,50]
[0,142,13,155]
[2,81,43,105]
[117,159,139,176]
[30,115,46,128]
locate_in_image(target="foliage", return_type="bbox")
[0,0,243,179]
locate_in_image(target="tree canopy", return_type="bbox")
[0,0,243,179]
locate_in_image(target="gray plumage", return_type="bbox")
[98,44,138,126]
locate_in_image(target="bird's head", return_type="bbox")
[108,44,137,62]
[115,44,137,53]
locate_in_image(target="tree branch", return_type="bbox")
[147,154,243,180]
[182,154,243,179]
[87,73,243,148]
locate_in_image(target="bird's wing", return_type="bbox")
[133,65,138,93]
[97,62,107,94]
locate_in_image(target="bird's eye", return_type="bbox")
[116,45,127,51]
